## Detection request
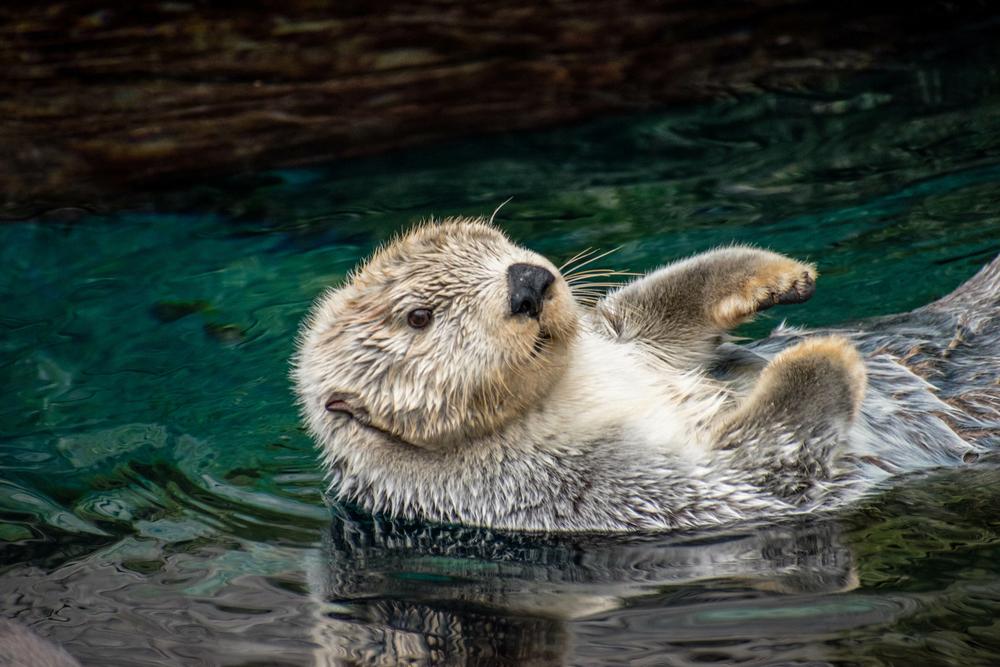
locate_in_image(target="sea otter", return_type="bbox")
[293,218,999,532]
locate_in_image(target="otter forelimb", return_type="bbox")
[596,247,816,367]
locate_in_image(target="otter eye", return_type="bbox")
[407,308,432,329]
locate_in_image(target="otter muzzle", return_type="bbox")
[508,263,555,319]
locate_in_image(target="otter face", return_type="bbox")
[293,218,579,452]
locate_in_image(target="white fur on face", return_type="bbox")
[293,218,579,451]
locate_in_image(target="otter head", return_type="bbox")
[293,217,579,456]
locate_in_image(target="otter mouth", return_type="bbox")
[324,394,364,420]
[325,393,416,447]
[532,328,553,356]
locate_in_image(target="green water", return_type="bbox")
[3,41,1000,666]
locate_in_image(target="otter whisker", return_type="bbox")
[567,280,635,289]
[569,278,629,304]
[566,269,640,280]
[488,197,514,226]
[562,246,624,278]
[570,283,609,292]
[566,266,638,276]
[559,247,597,272]
[569,280,615,288]
[569,287,608,297]
[567,266,639,274]
[568,293,604,308]
[561,249,613,275]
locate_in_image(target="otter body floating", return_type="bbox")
[293,218,1000,532]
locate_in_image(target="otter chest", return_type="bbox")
[546,333,725,458]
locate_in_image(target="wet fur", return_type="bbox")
[294,217,999,532]
[0,620,80,667]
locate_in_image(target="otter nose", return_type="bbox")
[508,263,555,319]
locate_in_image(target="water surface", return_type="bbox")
[3,41,1000,666]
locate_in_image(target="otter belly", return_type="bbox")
[540,332,728,460]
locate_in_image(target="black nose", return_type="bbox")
[508,263,555,318]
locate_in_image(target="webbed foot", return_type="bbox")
[715,335,866,501]
[749,335,866,421]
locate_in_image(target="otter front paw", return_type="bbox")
[714,252,817,329]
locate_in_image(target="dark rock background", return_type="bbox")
[2,1,997,215]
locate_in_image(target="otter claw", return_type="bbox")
[757,271,816,312]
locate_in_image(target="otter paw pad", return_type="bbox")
[715,259,817,327]
[756,270,816,311]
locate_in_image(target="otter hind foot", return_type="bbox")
[714,255,817,329]
[750,335,866,423]
[716,335,866,501]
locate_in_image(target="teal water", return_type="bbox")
[3,42,1000,665]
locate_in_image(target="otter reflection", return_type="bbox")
[309,506,857,666]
